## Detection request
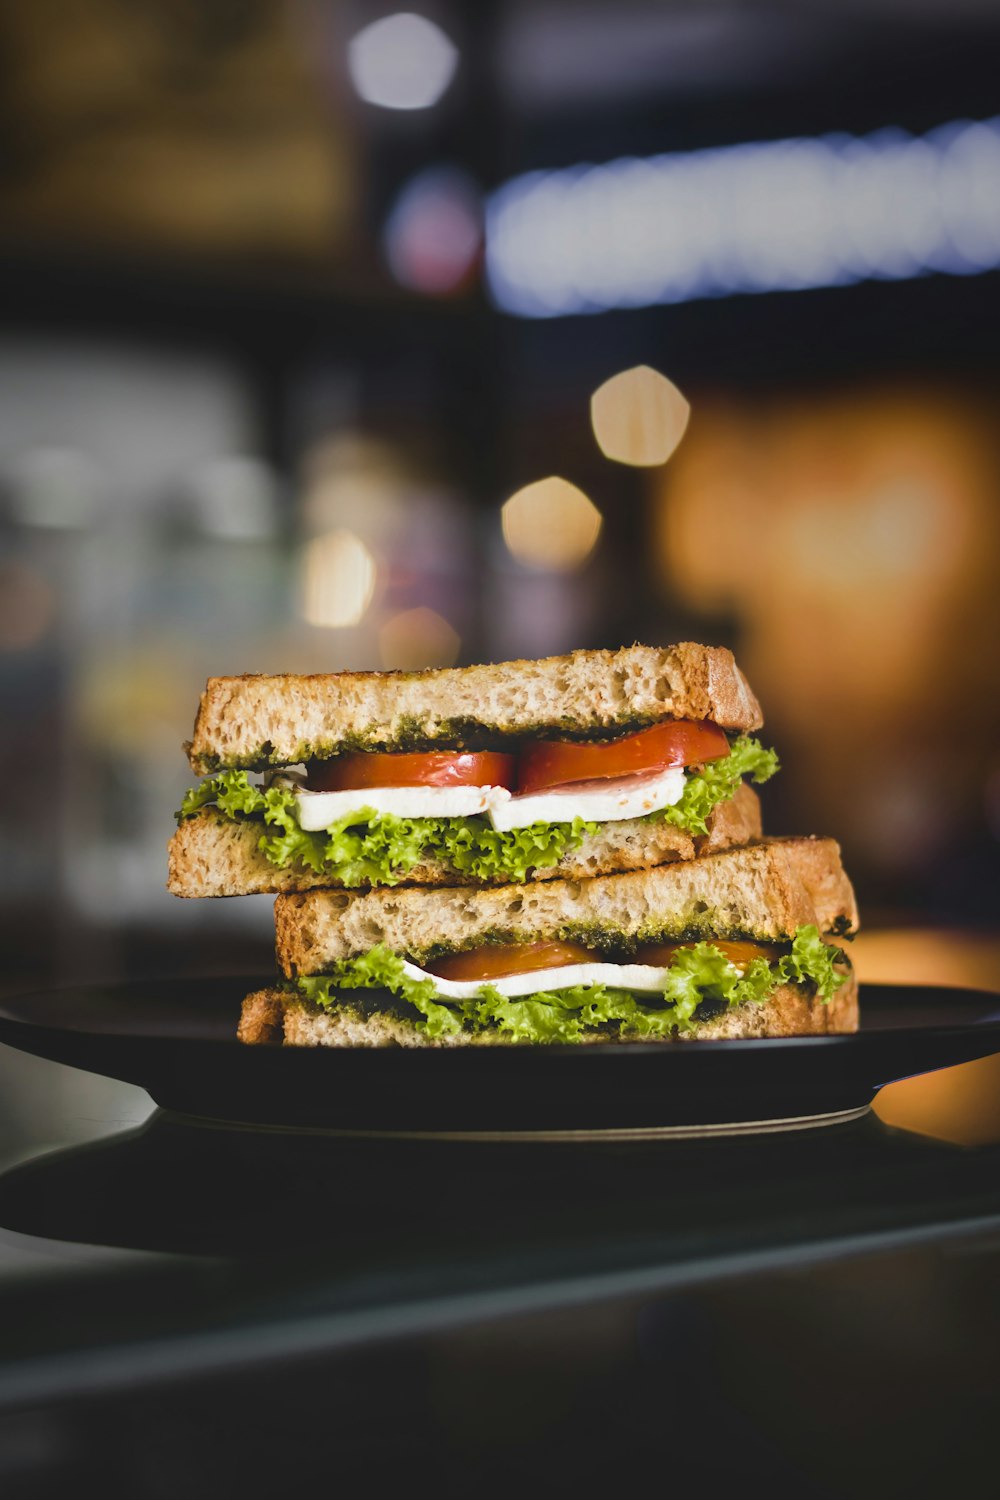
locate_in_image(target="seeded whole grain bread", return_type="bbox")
[237,968,859,1047]
[186,643,763,774]
[167,783,762,897]
[273,837,858,976]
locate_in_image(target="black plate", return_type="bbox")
[1,977,999,1134]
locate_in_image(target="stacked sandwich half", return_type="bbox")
[169,644,859,1046]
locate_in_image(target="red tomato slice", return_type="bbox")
[307,749,516,792]
[427,940,599,983]
[517,721,730,796]
[633,939,785,967]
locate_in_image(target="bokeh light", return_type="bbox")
[300,529,377,628]
[348,13,458,112]
[383,167,482,295]
[486,115,1000,316]
[591,365,691,466]
[501,477,603,572]
[185,457,278,540]
[379,607,460,669]
[8,447,101,529]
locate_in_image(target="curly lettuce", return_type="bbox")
[177,733,779,887]
[294,926,847,1045]
[775,923,847,1002]
[179,771,596,887]
[299,947,461,1038]
[660,735,779,836]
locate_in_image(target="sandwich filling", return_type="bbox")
[177,726,778,888]
[290,924,846,1044]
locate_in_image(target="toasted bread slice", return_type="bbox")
[167,783,762,898]
[273,836,858,976]
[186,643,762,774]
[238,969,858,1047]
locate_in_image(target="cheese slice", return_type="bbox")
[295,783,495,831]
[401,957,738,1002]
[293,766,687,833]
[487,766,686,832]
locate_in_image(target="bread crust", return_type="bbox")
[238,970,858,1047]
[692,969,858,1039]
[167,783,762,898]
[236,989,286,1045]
[186,643,763,774]
[273,837,859,977]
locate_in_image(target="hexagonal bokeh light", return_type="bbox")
[591,365,691,467]
[501,477,603,572]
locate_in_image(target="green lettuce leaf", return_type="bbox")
[774,923,847,1002]
[178,771,257,820]
[433,816,597,883]
[659,735,779,836]
[298,948,461,1037]
[293,930,848,1045]
[176,735,779,887]
[177,771,596,886]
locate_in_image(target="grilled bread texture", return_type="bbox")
[168,783,762,898]
[273,837,858,977]
[186,643,763,774]
[238,969,858,1047]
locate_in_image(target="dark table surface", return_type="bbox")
[3,1035,1000,1498]
[1,1059,999,1408]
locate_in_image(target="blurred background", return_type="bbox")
[1,0,1000,1144]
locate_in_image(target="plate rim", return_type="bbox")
[2,977,998,1133]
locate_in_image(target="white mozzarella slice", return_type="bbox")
[295,783,500,831]
[486,766,687,833]
[294,764,688,833]
[400,958,735,1002]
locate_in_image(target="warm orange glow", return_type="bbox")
[853,929,1000,993]
[501,477,602,571]
[591,365,690,466]
[653,387,1000,874]
[379,607,460,670]
[875,1058,1000,1147]
[855,928,1000,1147]
[656,390,986,724]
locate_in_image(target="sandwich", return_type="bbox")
[238,838,858,1048]
[169,643,777,896]
[168,641,859,1053]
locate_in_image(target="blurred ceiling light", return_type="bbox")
[501,477,602,572]
[348,13,458,111]
[591,366,690,466]
[486,116,1000,317]
[379,607,460,669]
[383,167,482,294]
[0,562,54,650]
[7,447,101,529]
[301,530,376,628]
